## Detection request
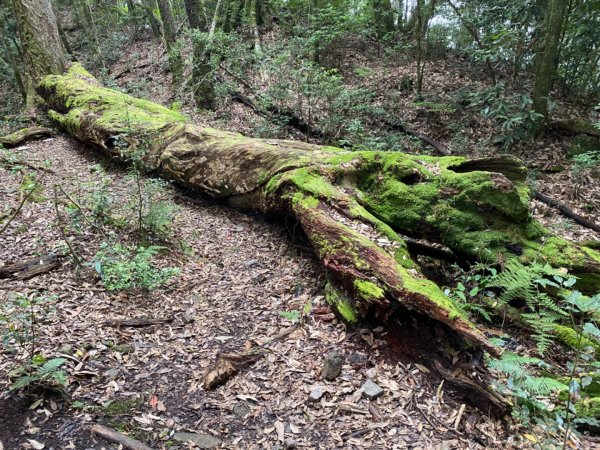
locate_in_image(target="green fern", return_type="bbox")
[38,357,66,375]
[521,376,568,396]
[488,260,570,354]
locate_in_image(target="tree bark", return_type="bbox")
[157,0,176,51]
[11,0,67,107]
[531,0,569,136]
[37,64,600,356]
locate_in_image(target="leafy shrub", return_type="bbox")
[462,83,543,149]
[92,243,180,291]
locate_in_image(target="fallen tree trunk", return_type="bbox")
[37,64,600,356]
[551,118,600,138]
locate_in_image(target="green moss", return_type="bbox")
[103,396,144,416]
[40,64,187,136]
[354,279,385,301]
[325,283,359,323]
[399,266,469,322]
[553,324,600,355]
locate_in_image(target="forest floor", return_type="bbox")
[1,137,513,449]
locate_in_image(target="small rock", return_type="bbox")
[232,401,251,418]
[361,379,384,400]
[103,368,119,380]
[308,385,327,402]
[244,259,259,268]
[57,344,73,354]
[284,438,298,449]
[252,272,268,284]
[172,432,222,449]
[322,351,344,381]
[112,344,134,354]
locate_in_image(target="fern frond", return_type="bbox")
[38,357,66,375]
[521,377,567,395]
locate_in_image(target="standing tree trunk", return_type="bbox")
[187,0,222,110]
[531,0,568,136]
[183,0,208,30]
[373,0,395,38]
[157,0,182,81]
[414,0,437,98]
[157,0,176,51]
[141,0,164,39]
[11,0,66,108]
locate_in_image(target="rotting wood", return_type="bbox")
[36,64,600,362]
[204,323,300,389]
[551,118,600,138]
[90,424,155,450]
[0,126,54,147]
[0,253,63,280]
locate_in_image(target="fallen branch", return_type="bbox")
[0,155,56,174]
[534,191,600,233]
[0,254,64,280]
[0,178,41,234]
[90,424,154,450]
[382,118,450,156]
[204,323,300,390]
[551,119,600,138]
[0,126,54,147]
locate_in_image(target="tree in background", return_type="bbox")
[531,0,568,136]
[11,0,66,108]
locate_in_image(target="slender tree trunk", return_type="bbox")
[415,0,436,98]
[11,0,67,108]
[157,0,182,81]
[373,0,395,38]
[157,0,176,51]
[187,0,221,110]
[141,0,163,39]
[531,0,569,136]
[183,0,208,30]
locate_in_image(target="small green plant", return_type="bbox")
[571,150,600,173]
[0,293,67,392]
[86,165,114,225]
[9,356,68,391]
[92,243,180,291]
[279,310,300,322]
[444,265,497,322]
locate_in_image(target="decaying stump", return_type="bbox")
[37,64,600,357]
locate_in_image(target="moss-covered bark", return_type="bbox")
[12,0,67,108]
[38,64,600,356]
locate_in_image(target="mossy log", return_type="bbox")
[37,64,600,356]
[0,126,54,147]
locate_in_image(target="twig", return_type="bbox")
[90,424,155,450]
[57,184,107,235]
[0,156,56,174]
[534,190,600,233]
[0,178,40,234]
[53,184,83,268]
